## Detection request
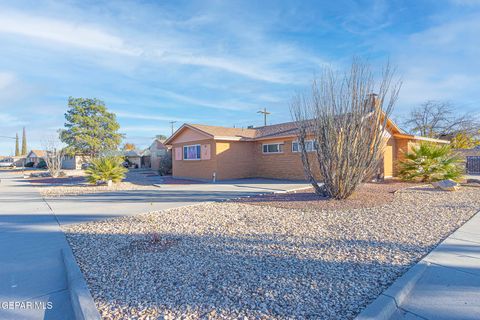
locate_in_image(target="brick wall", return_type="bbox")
[253,139,322,180]
[171,139,217,180]
[216,141,256,180]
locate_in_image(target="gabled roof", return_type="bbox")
[27,150,46,158]
[164,123,257,144]
[165,115,445,145]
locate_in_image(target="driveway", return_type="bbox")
[43,177,310,225]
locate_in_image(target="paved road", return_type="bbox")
[0,171,74,319]
[41,178,310,225]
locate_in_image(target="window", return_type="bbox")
[262,143,284,153]
[183,144,201,160]
[292,140,316,152]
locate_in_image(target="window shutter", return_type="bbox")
[175,147,182,160]
[201,144,211,160]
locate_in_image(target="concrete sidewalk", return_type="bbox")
[357,209,480,320]
[0,171,75,319]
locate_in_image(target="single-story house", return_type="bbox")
[61,155,91,170]
[148,138,170,171]
[26,150,46,166]
[164,117,449,181]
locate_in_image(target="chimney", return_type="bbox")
[367,93,379,111]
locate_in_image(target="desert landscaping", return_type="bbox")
[63,182,480,319]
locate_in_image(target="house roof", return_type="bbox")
[165,116,445,145]
[189,124,258,139]
[28,150,46,157]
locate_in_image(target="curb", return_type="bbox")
[355,261,429,320]
[61,248,101,320]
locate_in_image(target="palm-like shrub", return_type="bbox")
[399,143,463,182]
[85,156,127,185]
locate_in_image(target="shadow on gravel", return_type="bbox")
[60,229,480,319]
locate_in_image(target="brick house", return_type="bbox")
[164,119,449,181]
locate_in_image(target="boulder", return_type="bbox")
[432,179,460,191]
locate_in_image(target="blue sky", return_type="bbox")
[0,0,479,154]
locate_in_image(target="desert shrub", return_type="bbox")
[399,143,463,182]
[158,152,172,176]
[85,156,127,185]
[25,162,34,167]
[36,160,47,169]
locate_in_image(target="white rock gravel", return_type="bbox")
[63,185,480,320]
[40,182,159,197]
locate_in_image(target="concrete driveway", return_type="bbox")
[43,178,310,225]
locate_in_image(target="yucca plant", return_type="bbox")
[399,143,463,182]
[85,156,127,185]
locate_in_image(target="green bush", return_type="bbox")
[399,143,463,182]
[85,156,127,185]
[158,153,172,176]
[25,161,34,167]
[36,159,47,169]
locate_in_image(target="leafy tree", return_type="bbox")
[14,133,19,156]
[155,134,167,140]
[399,143,463,182]
[59,97,123,157]
[85,156,127,184]
[122,143,136,151]
[21,127,27,155]
[450,132,480,149]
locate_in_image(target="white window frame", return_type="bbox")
[262,143,284,154]
[183,144,201,160]
[292,140,316,153]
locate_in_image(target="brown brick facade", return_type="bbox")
[170,127,433,181]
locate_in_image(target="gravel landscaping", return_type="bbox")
[64,185,480,319]
[34,169,165,197]
[233,180,419,210]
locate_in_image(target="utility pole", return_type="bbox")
[169,121,177,135]
[257,108,271,126]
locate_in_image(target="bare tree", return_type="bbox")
[42,136,65,178]
[291,59,401,199]
[403,101,478,138]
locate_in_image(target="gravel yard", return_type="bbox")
[64,185,480,319]
[233,180,419,210]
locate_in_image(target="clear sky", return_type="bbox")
[0,0,479,155]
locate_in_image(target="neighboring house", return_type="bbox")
[124,150,142,168]
[455,146,480,174]
[25,150,46,166]
[148,138,169,170]
[61,155,90,170]
[164,119,449,181]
